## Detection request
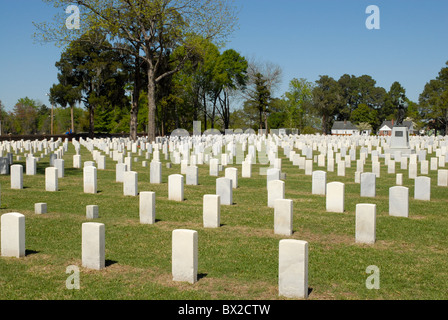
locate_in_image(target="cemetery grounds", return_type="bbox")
[0,138,447,300]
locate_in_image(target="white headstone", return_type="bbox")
[172,229,198,284]
[116,163,127,182]
[10,165,23,189]
[209,158,219,176]
[242,161,252,178]
[388,160,395,174]
[326,182,344,213]
[389,186,409,217]
[396,173,403,186]
[268,180,285,208]
[355,204,376,244]
[168,174,184,201]
[83,166,97,194]
[86,205,99,219]
[278,239,308,299]
[360,173,376,197]
[437,169,448,187]
[82,222,105,270]
[73,154,81,168]
[35,203,47,215]
[312,171,327,195]
[203,195,220,228]
[420,160,429,175]
[97,155,106,170]
[216,177,232,205]
[123,171,138,196]
[139,191,156,224]
[414,176,430,201]
[26,157,36,175]
[337,161,345,177]
[274,199,293,236]
[186,166,198,186]
[266,168,281,188]
[150,161,162,184]
[224,167,238,189]
[54,159,64,178]
[1,212,25,258]
[45,167,58,192]
[409,162,417,179]
[305,159,313,175]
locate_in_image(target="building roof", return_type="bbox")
[331,121,359,131]
[379,120,413,131]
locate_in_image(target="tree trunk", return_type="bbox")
[130,102,138,141]
[203,93,207,130]
[161,104,165,137]
[70,105,74,133]
[322,113,328,135]
[130,56,141,142]
[211,97,217,129]
[147,68,157,143]
[264,111,268,136]
[89,105,94,139]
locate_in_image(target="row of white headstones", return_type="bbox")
[1,133,448,299]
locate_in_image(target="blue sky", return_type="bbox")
[0,0,447,112]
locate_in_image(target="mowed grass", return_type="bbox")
[0,142,447,300]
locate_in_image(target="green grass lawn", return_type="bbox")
[0,142,447,300]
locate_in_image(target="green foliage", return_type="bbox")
[419,61,448,134]
[267,98,288,130]
[350,103,378,128]
[9,98,40,135]
[53,106,88,134]
[282,78,315,131]
[252,73,271,130]
[382,81,406,122]
[337,74,387,128]
[312,75,344,134]
[49,32,129,135]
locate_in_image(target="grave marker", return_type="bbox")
[1,212,25,258]
[203,195,220,228]
[389,186,409,217]
[326,182,344,213]
[278,239,308,299]
[274,199,293,236]
[355,204,376,244]
[82,222,105,270]
[139,191,156,224]
[172,229,198,284]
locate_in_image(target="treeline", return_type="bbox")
[3,56,448,136]
[44,34,448,137]
[28,1,447,139]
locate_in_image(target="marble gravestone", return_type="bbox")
[278,239,308,299]
[387,126,414,155]
[172,229,198,284]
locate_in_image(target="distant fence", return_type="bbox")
[0,133,148,142]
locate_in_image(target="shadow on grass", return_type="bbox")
[25,249,39,256]
[198,273,207,281]
[106,259,118,267]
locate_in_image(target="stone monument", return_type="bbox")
[388,94,414,155]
